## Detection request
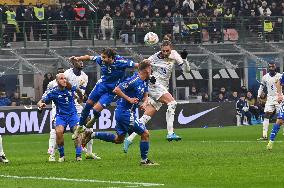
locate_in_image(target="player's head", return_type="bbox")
[268,62,276,75]
[72,60,84,70]
[56,73,67,87]
[101,48,116,64]
[57,67,65,74]
[160,40,172,58]
[139,59,152,79]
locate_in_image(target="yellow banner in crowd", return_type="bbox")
[3,0,58,5]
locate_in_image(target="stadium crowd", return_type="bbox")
[1,0,284,44]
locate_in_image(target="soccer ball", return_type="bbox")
[144,32,159,46]
[242,107,249,112]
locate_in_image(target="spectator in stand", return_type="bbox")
[42,73,53,93]
[240,85,248,95]
[208,11,222,43]
[229,91,239,102]
[10,92,21,106]
[219,87,229,100]
[113,10,124,40]
[236,93,252,125]
[259,1,271,16]
[189,86,199,97]
[0,92,11,106]
[100,13,114,40]
[121,19,135,44]
[24,3,34,41]
[16,0,25,42]
[202,93,209,102]
[5,6,17,44]
[248,9,259,33]
[74,2,87,39]
[216,93,228,102]
[134,4,143,18]
[246,91,260,122]
[33,1,45,41]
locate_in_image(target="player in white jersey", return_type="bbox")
[123,40,191,152]
[257,62,282,140]
[0,135,9,163]
[47,62,100,161]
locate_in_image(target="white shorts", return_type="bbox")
[264,97,281,113]
[148,82,168,111]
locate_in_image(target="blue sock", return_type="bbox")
[75,146,82,158]
[95,132,116,142]
[270,123,281,141]
[140,141,149,160]
[79,103,93,126]
[58,146,64,158]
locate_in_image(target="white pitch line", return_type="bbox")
[0,175,164,187]
[193,140,284,143]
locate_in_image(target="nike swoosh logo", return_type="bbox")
[178,106,219,125]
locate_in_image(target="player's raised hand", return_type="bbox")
[180,49,188,59]
[128,98,139,104]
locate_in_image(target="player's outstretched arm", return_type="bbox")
[69,55,93,62]
[113,86,139,104]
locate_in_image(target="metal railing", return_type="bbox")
[0,16,283,48]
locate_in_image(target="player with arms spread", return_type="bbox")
[123,39,191,153]
[257,62,282,140]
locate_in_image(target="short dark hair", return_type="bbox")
[160,40,172,48]
[101,48,116,59]
[139,59,151,71]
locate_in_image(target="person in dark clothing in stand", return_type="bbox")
[16,0,25,41]
[24,3,34,41]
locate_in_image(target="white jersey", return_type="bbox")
[64,68,88,114]
[258,73,282,100]
[148,50,183,88]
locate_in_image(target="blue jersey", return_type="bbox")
[91,55,135,87]
[280,74,284,85]
[117,72,148,111]
[42,86,78,116]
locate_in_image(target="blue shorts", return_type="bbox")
[88,82,116,108]
[277,104,284,120]
[115,108,147,136]
[55,113,79,130]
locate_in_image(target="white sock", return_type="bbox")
[86,139,93,154]
[127,115,152,142]
[166,101,177,135]
[48,129,56,155]
[0,135,4,156]
[127,132,138,142]
[263,118,269,138]
[140,115,151,124]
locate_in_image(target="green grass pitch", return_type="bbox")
[0,125,284,188]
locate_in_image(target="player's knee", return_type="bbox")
[141,130,149,140]
[114,136,124,144]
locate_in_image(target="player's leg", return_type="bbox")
[0,135,8,163]
[158,93,180,141]
[70,113,83,161]
[133,118,158,165]
[55,125,65,162]
[123,100,158,153]
[48,128,57,162]
[258,103,274,140]
[267,118,283,150]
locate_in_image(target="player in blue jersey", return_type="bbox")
[37,73,84,162]
[267,73,284,150]
[69,48,139,139]
[81,60,158,165]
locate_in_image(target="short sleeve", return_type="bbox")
[118,76,137,91]
[116,57,135,69]
[280,74,284,85]
[91,56,101,65]
[42,90,53,103]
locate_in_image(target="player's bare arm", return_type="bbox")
[69,55,93,61]
[113,86,139,104]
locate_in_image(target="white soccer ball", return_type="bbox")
[242,107,249,112]
[144,32,159,46]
